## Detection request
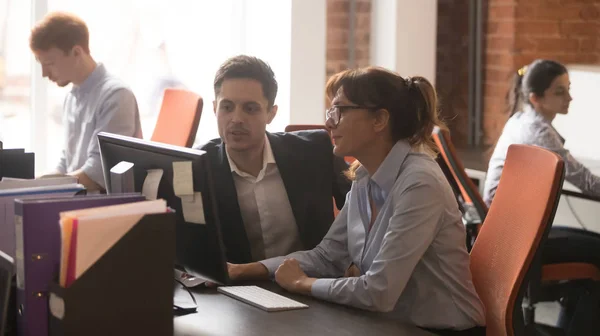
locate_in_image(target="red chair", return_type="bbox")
[434,128,600,334]
[470,144,564,336]
[284,124,328,132]
[151,88,203,148]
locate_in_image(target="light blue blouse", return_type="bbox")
[261,140,486,330]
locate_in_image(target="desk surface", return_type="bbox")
[173,282,435,336]
[456,146,600,176]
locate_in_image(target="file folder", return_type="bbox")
[0,184,85,259]
[14,194,145,336]
[0,250,14,336]
[48,212,176,336]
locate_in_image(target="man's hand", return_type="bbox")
[206,262,269,287]
[68,169,103,192]
[274,258,315,295]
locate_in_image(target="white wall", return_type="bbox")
[289,0,326,125]
[238,0,327,129]
[371,0,438,84]
[552,65,600,233]
[553,65,600,161]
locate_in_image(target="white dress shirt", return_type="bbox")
[57,63,142,187]
[226,136,302,261]
[261,140,486,330]
[484,105,600,205]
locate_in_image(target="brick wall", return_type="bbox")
[326,0,371,81]
[436,0,471,147]
[483,0,600,145]
[326,0,600,147]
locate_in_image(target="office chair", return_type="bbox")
[432,127,486,250]
[284,124,328,132]
[151,88,203,148]
[470,144,564,336]
[435,128,600,334]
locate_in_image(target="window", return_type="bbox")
[6,0,324,175]
[0,0,32,149]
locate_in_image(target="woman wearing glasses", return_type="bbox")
[228,67,486,335]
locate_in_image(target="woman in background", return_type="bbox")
[484,59,600,205]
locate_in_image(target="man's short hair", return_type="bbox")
[30,11,90,54]
[214,55,278,108]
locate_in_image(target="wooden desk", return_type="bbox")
[174,282,435,336]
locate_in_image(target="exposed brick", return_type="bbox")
[353,30,370,45]
[328,14,350,29]
[326,0,370,79]
[489,0,518,4]
[580,37,598,52]
[327,48,349,62]
[579,5,600,20]
[489,4,517,19]
[515,21,560,36]
[534,37,580,53]
[486,68,514,83]
[331,0,600,147]
[327,0,349,13]
[535,5,583,20]
[561,0,598,4]
[514,37,538,51]
[487,21,517,36]
[515,5,537,19]
[560,21,598,36]
[486,52,516,68]
[481,0,600,146]
[328,29,349,47]
[355,14,371,30]
[487,36,515,50]
[556,53,599,64]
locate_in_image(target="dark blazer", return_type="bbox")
[198,130,352,264]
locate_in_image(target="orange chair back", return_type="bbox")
[151,88,203,147]
[470,144,564,336]
[284,124,328,132]
[432,127,488,220]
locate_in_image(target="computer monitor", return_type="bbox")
[98,132,229,285]
[0,149,35,179]
[0,250,14,335]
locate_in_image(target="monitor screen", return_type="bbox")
[98,132,228,284]
[0,150,34,180]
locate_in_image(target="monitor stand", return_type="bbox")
[109,161,135,194]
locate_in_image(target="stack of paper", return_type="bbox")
[0,183,85,259]
[58,200,167,287]
[0,176,78,190]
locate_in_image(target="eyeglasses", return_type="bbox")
[325,105,376,126]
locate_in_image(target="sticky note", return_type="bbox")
[172,161,194,196]
[181,192,206,224]
[142,169,164,200]
[59,217,74,287]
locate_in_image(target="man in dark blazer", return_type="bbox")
[199,55,351,264]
